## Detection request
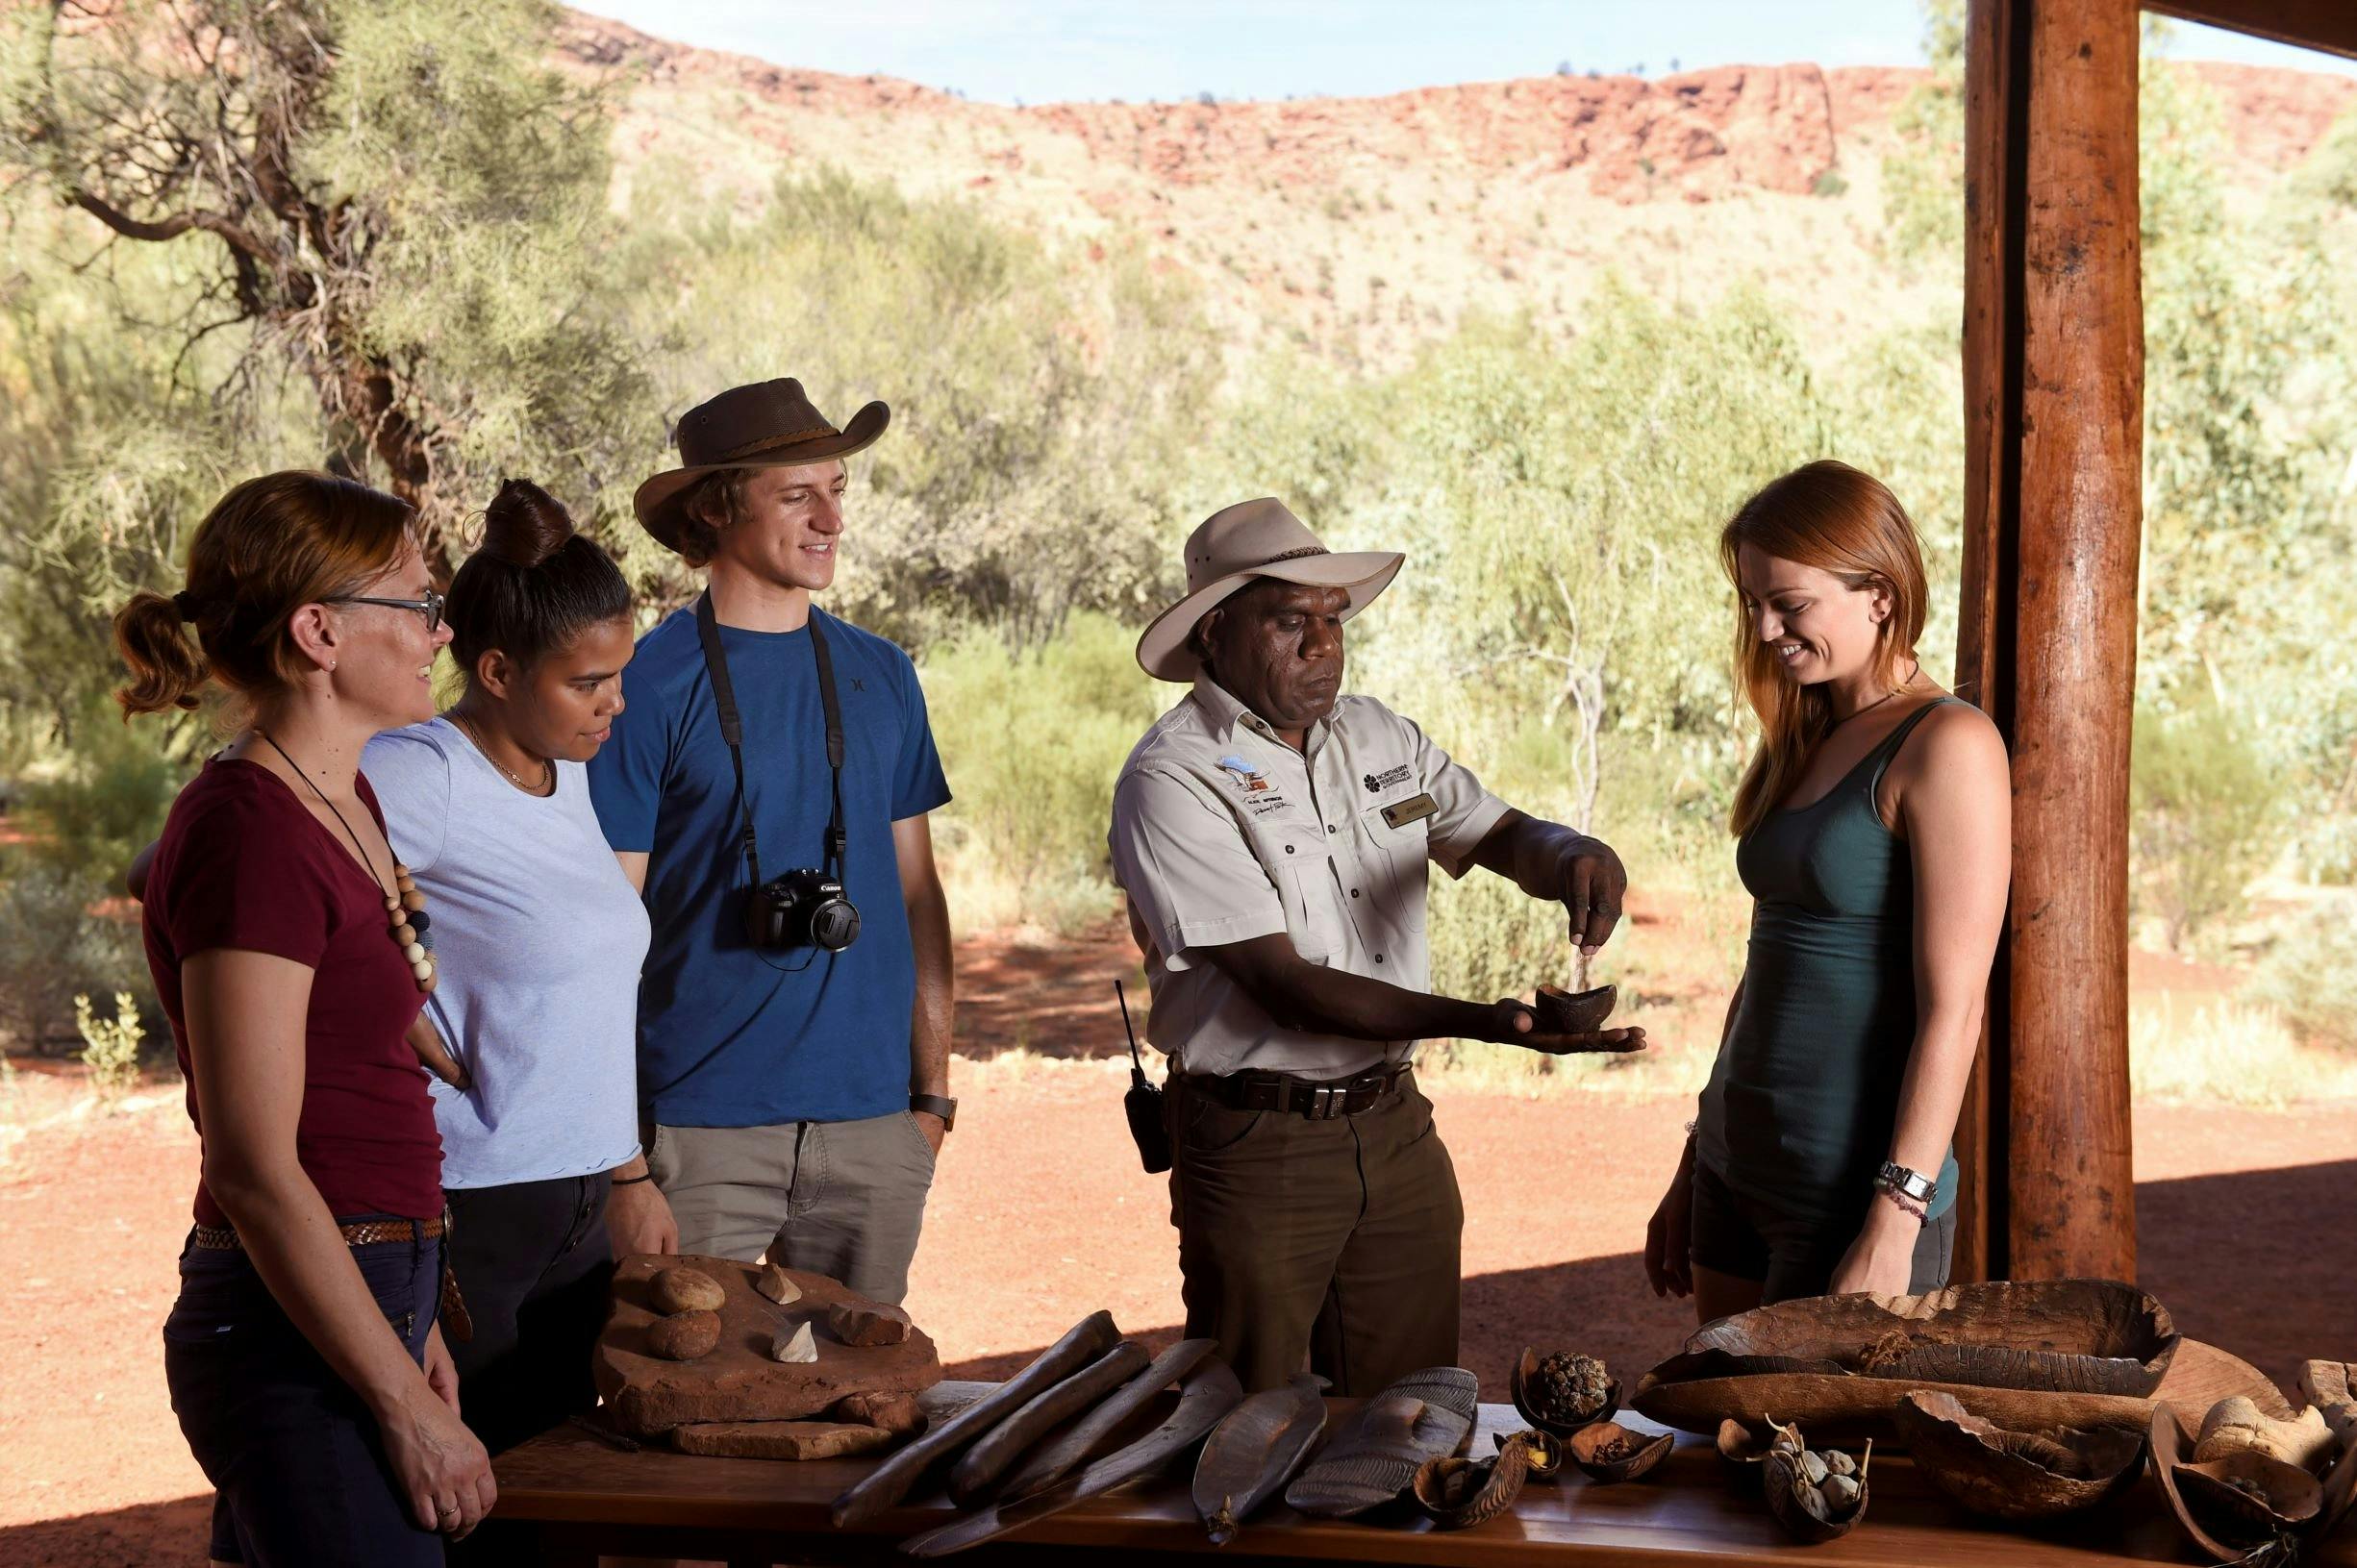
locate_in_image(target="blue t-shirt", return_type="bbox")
[589,604,950,1127]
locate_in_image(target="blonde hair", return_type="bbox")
[1719,460,1928,837]
[113,471,415,717]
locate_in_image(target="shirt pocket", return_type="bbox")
[1359,804,1432,933]
[1269,822,1347,962]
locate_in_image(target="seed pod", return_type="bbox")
[1764,1434,1871,1543]
[1766,1414,1806,1456]
[1823,1450,1857,1479]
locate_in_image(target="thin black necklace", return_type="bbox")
[1829,663,1921,727]
[257,731,393,889]
[255,730,437,993]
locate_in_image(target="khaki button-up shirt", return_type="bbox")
[1108,678,1510,1079]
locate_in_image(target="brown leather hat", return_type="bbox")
[633,378,890,553]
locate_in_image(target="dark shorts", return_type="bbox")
[163,1222,445,1568]
[1689,1159,1955,1305]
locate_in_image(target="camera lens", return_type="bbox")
[812,899,861,953]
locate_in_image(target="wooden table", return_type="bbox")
[483,1383,2357,1567]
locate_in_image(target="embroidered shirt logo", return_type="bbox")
[1364,763,1413,793]
[1216,755,1271,793]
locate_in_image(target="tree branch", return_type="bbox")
[67,187,265,258]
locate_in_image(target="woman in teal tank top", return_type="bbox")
[1644,460,2011,1316]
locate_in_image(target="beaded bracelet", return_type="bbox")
[1873,1181,1929,1226]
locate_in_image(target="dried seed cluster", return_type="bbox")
[1532,1353,1611,1422]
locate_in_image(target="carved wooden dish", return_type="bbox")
[1511,1347,1621,1437]
[1644,1280,2178,1398]
[1567,1421,1674,1483]
[2150,1406,2327,1564]
[1494,1427,1565,1481]
[1638,1332,2277,1444]
[1413,1437,1532,1530]
[1533,983,1617,1035]
[1894,1390,2145,1520]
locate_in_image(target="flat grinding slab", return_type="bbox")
[594,1254,943,1437]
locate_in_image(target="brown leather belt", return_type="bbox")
[1182,1063,1411,1120]
[189,1214,447,1251]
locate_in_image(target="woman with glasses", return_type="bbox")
[116,471,495,1564]
[360,479,648,1473]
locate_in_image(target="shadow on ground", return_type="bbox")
[948,1157,2357,1398]
[0,1495,212,1568]
[11,1161,2347,1566]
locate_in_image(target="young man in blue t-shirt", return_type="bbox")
[589,378,955,1305]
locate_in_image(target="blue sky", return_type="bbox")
[573,1,2357,104]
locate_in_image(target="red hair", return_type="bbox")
[1719,460,1929,837]
[113,471,415,716]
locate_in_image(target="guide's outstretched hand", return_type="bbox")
[1485,999,1647,1056]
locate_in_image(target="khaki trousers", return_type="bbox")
[643,1112,936,1306]
[1167,1069,1463,1397]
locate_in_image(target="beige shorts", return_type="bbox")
[642,1111,936,1306]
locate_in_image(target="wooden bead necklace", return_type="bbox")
[258,731,437,993]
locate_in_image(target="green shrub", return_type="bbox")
[74,990,145,1099]
[920,613,1165,928]
[2247,903,2357,1053]
[0,859,152,1052]
[17,703,185,883]
[2128,700,2282,952]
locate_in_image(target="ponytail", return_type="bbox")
[109,471,415,721]
[113,591,212,715]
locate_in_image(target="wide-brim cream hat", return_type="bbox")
[1136,497,1403,682]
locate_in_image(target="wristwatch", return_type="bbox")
[1876,1160,1937,1205]
[910,1093,959,1132]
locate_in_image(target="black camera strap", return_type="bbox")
[693,590,848,892]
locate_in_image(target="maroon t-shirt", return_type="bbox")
[143,758,442,1227]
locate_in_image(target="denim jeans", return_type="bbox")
[442,1172,613,1457]
[163,1221,446,1567]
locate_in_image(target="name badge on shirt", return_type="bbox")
[1381,792,1438,830]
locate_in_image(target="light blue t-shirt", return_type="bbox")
[364,718,651,1189]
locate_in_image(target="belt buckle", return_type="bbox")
[1309,1083,1340,1120]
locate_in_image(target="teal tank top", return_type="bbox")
[1695,697,1961,1223]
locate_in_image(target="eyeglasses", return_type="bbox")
[328,588,445,635]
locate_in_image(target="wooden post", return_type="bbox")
[1955,0,2143,1283]
[1952,0,2018,1288]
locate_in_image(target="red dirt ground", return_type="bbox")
[4,926,2352,1565]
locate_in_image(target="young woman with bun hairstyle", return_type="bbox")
[360,477,649,1463]
[118,470,494,1563]
[1642,460,2012,1316]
